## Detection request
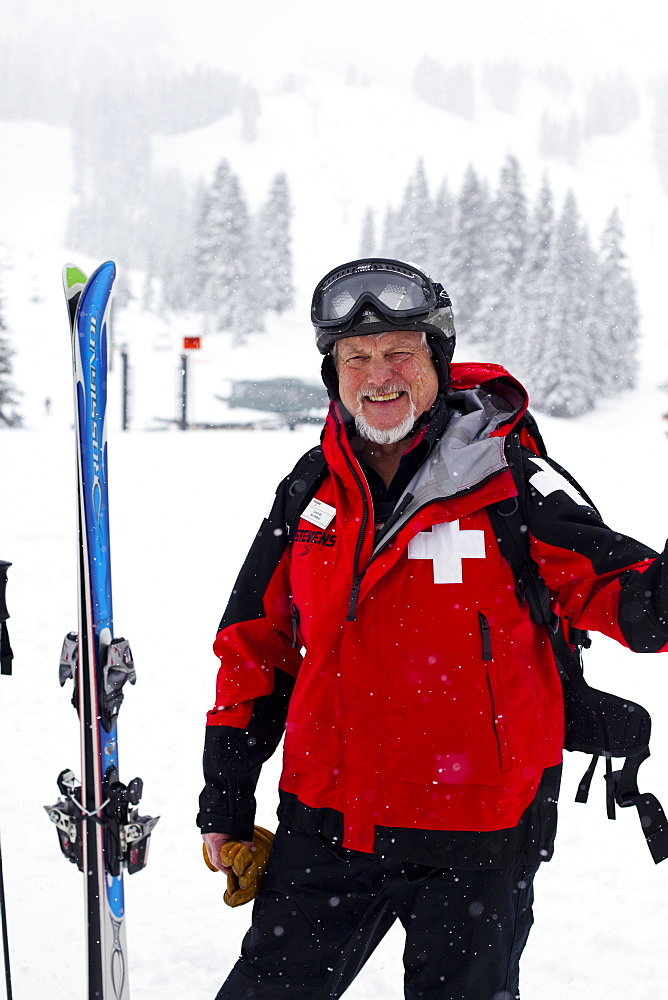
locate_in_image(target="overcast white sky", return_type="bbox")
[4,0,667,90]
[164,0,667,82]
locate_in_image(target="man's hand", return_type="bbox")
[202,827,275,906]
[202,832,254,873]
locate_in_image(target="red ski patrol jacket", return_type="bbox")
[199,364,668,863]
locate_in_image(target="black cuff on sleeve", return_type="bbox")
[619,540,668,651]
[196,667,296,838]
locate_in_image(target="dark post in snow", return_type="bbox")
[179,354,188,431]
[180,337,201,431]
[121,347,130,432]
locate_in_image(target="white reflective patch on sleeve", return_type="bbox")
[528,457,589,506]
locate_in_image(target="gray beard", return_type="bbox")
[354,393,418,444]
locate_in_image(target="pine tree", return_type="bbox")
[0,279,20,428]
[530,191,596,417]
[504,176,555,380]
[195,160,260,339]
[394,159,432,267]
[427,177,455,281]
[594,208,639,394]
[380,205,400,258]
[485,155,528,355]
[255,172,294,314]
[143,171,197,312]
[448,165,493,342]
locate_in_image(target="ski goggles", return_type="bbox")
[311,259,448,335]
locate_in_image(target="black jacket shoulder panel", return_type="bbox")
[218,474,293,631]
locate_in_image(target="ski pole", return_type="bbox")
[0,561,13,1000]
[0,830,12,1000]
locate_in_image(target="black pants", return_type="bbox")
[215,826,539,1000]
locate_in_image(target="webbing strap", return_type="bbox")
[576,755,599,804]
[284,446,327,539]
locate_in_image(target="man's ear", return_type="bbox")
[321,353,340,400]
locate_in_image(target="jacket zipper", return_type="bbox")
[478,612,493,660]
[333,411,370,623]
[290,603,300,649]
[478,613,509,770]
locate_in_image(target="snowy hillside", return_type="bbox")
[1,39,668,1000]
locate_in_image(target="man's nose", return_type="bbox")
[366,355,397,384]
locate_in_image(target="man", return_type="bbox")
[199,258,668,999]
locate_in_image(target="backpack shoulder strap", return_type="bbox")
[283,445,328,540]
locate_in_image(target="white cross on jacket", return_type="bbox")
[407,520,486,584]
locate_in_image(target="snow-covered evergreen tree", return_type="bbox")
[0,279,20,428]
[255,172,294,314]
[594,208,639,393]
[427,177,455,281]
[530,191,596,417]
[195,160,260,340]
[485,155,528,355]
[394,159,432,266]
[143,170,197,312]
[448,165,493,342]
[380,206,401,258]
[503,176,555,379]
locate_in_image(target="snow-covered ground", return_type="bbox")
[2,22,668,997]
[2,390,668,1000]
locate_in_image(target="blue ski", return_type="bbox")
[45,263,157,1000]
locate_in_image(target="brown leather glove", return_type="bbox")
[202,826,274,907]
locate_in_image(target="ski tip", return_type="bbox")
[85,260,117,295]
[62,264,88,296]
[82,260,117,290]
[100,260,117,279]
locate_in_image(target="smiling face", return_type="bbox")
[335,330,439,444]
